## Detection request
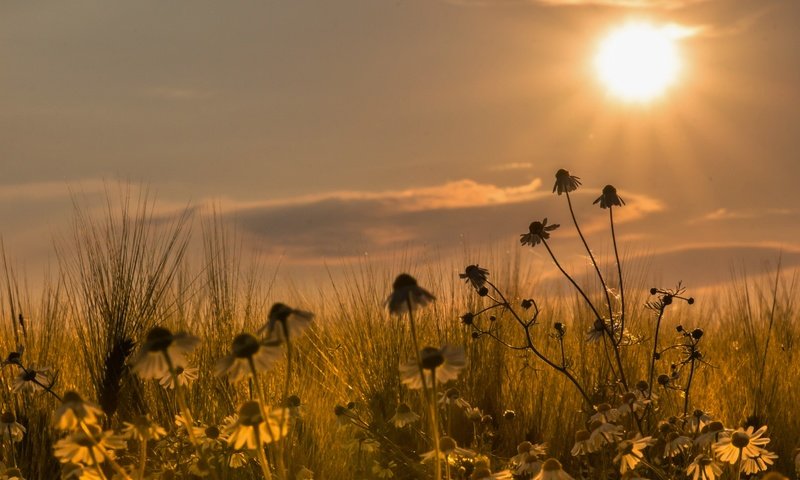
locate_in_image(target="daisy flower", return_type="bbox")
[130,327,199,380]
[215,333,282,382]
[533,458,574,480]
[688,409,713,433]
[593,185,625,209]
[224,401,289,450]
[61,463,104,480]
[663,432,693,459]
[259,303,314,342]
[400,345,466,389]
[13,364,53,394]
[713,425,772,465]
[420,436,474,463]
[438,388,471,409]
[616,392,646,417]
[590,403,620,424]
[686,454,722,480]
[512,441,548,464]
[389,403,420,428]
[614,435,652,475]
[553,169,581,195]
[520,219,559,247]
[0,412,25,443]
[53,425,126,466]
[459,265,489,290]
[588,420,623,451]
[159,365,199,389]
[372,459,396,479]
[740,449,778,475]
[695,421,726,448]
[53,391,104,431]
[570,430,592,456]
[386,274,435,315]
[121,414,167,442]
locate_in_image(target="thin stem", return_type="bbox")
[647,305,667,400]
[78,421,132,480]
[6,426,16,468]
[542,240,628,389]
[88,449,109,480]
[137,438,148,480]
[566,192,614,326]
[609,207,625,346]
[249,358,284,478]
[683,353,697,417]
[754,259,782,417]
[255,429,274,480]
[429,371,441,480]
[279,336,293,479]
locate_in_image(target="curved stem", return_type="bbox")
[248,358,284,478]
[647,305,666,400]
[429,370,441,480]
[78,421,131,480]
[566,192,614,327]
[683,353,697,417]
[6,426,16,468]
[542,240,628,389]
[609,207,626,346]
[137,438,148,480]
[255,429,274,480]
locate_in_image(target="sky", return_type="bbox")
[1,0,799,289]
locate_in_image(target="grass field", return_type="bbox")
[0,192,797,480]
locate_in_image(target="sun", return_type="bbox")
[594,22,683,102]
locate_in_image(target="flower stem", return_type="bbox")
[78,421,132,480]
[255,429,274,480]
[609,207,626,346]
[137,438,148,480]
[429,370,442,480]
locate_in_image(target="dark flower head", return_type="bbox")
[259,303,314,342]
[553,169,581,195]
[459,265,489,290]
[593,185,625,209]
[386,273,435,315]
[519,218,560,247]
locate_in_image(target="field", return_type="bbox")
[0,193,798,480]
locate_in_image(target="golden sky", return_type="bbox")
[1,0,799,287]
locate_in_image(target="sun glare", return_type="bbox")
[594,22,683,102]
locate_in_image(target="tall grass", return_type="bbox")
[0,190,798,479]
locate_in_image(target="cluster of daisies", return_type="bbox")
[0,303,313,480]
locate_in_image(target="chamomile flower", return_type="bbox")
[512,441,548,464]
[130,327,200,380]
[420,436,474,463]
[553,169,581,195]
[590,403,620,423]
[663,432,693,459]
[460,265,489,290]
[389,403,420,428]
[0,412,25,443]
[686,454,722,480]
[533,458,574,480]
[520,219,559,247]
[0,466,24,480]
[215,333,282,382]
[371,459,396,478]
[259,303,314,342]
[386,274,435,315]
[400,345,466,389]
[13,364,53,394]
[159,365,198,389]
[121,414,167,442]
[438,388,471,409]
[695,421,726,448]
[53,425,126,466]
[593,185,625,209]
[588,420,623,450]
[688,409,714,433]
[224,401,289,450]
[570,430,592,456]
[740,450,778,475]
[614,435,652,475]
[713,425,772,465]
[60,463,104,480]
[53,391,104,431]
[616,392,646,417]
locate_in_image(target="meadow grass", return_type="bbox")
[0,187,798,480]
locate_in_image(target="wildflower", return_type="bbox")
[695,421,726,448]
[295,466,314,479]
[686,454,722,480]
[53,425,126,466]
[372,459,396,479]
[259,303,314,342]
[400,345,466,389]
[533,458,574,480]
[713,425,772,465]
[664,432,693,458]
[60,463,105,480]
[514,454,542,476]
[593,185,625,209]
[215,333,282,382]
[460,265,489,290]
[438,388,471,409]
[121,414,167,442]
[130,327,200,380]
[53,391,104,431]
[570,430,592,456]
[0,412,25,443]
[553,169,581,195]
[688,409,713,432]
[741,450,778,475]
[224,401,289,450]
[590,403,620,423]
[420,436,474,463]
[229,451,249,469]
[616,392,645,417]
[588,420,623,451]
[386,273,435,315]
[389,403,420,428]
[159,365,198,389]
[512,441,548,464]
[520,219,559,247]
[0,465,24,480]
[614,435,652,475]
[13,364,53,394]
[585,319,607,343]
[189,457,212,477]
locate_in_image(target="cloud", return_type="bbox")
[222,178,664,261]
[489,162,533,172]
[695,207,794,223]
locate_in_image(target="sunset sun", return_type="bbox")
[594,22,683,102]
